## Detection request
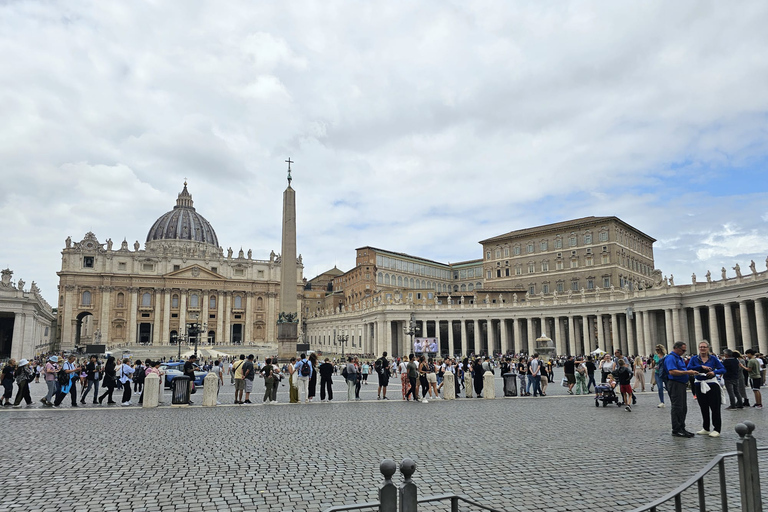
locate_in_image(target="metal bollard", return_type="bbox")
[735,421,762,512]
[379,460,397,512]
[399,458,417,512]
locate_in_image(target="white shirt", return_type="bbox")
[119,364,135,384]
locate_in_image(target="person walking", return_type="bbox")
[585,356,597,393]
[745,349,763,409]
[652,345,668,408]
[294,353,312,403]
[353,357,363,400]
[632,356,646,392]
[405,354,420,402]
[666,342,698,438]
[98,356,117,405]
[472,357,484,398]
[687,340,725,437]
[529,354,542,397]
[261,358,276,404]
[80,355,101,405]
[12,359,34,408]
[2,359,16,407]
[399,358,410,400]
[242,354,256,404]
[600,354,615,384]
[463,358,473,398]
[375,352,390,400]
[232,354,246,405]
[734,351,750,407]
[517,357,529,396]
[574,360,589,395]
[118,358,135,406]
[210,360,223,405]
[722,349,743,409]
[563,356,577,395]
[319,358,334,402]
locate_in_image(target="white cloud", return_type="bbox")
[1,1,768,302]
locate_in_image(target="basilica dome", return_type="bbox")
[146,183,219,247]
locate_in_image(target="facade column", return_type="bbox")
[554,317,564,356]
[153,288,163,345]
[216,292,224,344]
[692,306,703,344]
[512,318,522,355]
[664,309,674,349]
[379,319,388,355]
[487,319,495,356]
[624,313,633,356]
[754,299,767,356]
[224,292,232,344]
[162,290,171,345]
[739,301,753,351]
[499,319,508,355]
[128,287,139,345]
[61,285,75,349]
[596,315,605,352]
[473,319,480,355]
[460,320,468,356]
[99,286,111,344]
[634,311,644,355]
[10,313,24,360]
[610,313,619,354]
[575,316,583,354]
[447,320,455,356]
[724,303,736,350]
[585,316,594,353]
[267,292,277,342]
[245,292,254,345]
[708,305,720,354]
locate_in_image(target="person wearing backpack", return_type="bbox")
[80,355,101,405]
[293,353,312,404]
[53,355,81,408]
[133,359,145,395]
[2,359,17,407]
[375,352,390,400]
[98,356,117,405]
[12,359,35,408]
[242,354,256,404]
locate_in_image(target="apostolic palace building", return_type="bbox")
[304,216,768,359]
[55,183,303,351]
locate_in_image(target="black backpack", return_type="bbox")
[300,361,311,377]
[57,368,69,386]
[134,366,145,383]
[374,358,383,374]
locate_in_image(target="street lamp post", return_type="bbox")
[336,332,349,358]
[404,313,420,355]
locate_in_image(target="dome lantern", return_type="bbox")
[145,182,219,247]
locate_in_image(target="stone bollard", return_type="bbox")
[158,375,164,404]
[143,373,160,408]
[443,372,455,400]
[202,372,218,407]
[483,371,496,399]
[465,373,473,398]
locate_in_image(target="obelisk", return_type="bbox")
[277,158,299,360]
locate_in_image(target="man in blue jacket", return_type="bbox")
[665,342,699,438]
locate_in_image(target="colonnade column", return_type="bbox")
[723,303,736,350]
[672,308,682,345]
[473,319,480,355]
[512,319,521,355]
[755,299,768,355]
[665,309,674,349]
[460,320,468,356]
[527,318,536,354]
[129,287,139,345]
[499,319,508,355]
[153,288,163,345]
[739,301,753,350]
[554,317,564,356]
[447,320,455,356]
[585,317,594,353]
[487,319,495,356]
[596,315,605,352]
[567,316,576,355]
[643,311,653,354]
[575,317,583,354]
[626,313,635,356]
[692,306,703,344]
[610,313,619,354]
[708,305,720,354]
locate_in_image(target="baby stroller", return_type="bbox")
[594,383,621,407]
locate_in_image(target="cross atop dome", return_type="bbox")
[285,158,293,185]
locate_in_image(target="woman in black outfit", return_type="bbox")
[307,352,318,402]
[98,356,117,404]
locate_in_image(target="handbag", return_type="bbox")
[561,377,568,387]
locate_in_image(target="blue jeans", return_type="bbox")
[45,380,59,403]
[81,379,99,403]
[518,374,527,394]
[587,375,596,392]
[530,375,542,396]
[656,373,665,403]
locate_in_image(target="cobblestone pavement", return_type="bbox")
[1,373,766,512]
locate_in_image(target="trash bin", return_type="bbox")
[171,376,191,405]
[502,373,518,397]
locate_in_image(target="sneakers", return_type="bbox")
[421,399,429,404]
[672,431,695,438]
[121,401,132,406]
[383,397,389,400]
[709,431,721,438]
[625,405,632,412]
[244,400,252,404]
[726,406,737,410]
[377,396,381,400]
[697,429,710,435]
[657,403,665,408]
[756,404,763,409]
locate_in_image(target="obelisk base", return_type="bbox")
[277,323,298,361]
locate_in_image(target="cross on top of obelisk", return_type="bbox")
[285,158,294,185]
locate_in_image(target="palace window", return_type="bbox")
[513,246,521,255]
[141,292,151,307]
[586,257,593,266]
[541,261,549,272]
[81,291,91,306]
[569,236,577,247]
[143,263,154,272]
[496,269,501,278]
[116,292,124,307]
[486,251,491,260]
[599,231,609,242]
[570,259,578,268]
[172,295,179,308]
[209,296,216,308]
[495,249,501,259]
[571,281,579,291]
[602,254,610,264]
[234,295,243,309]
[526,243,534,253]
[556,260,563,271]
[505,268,510,277]
[587,279,594,290]
[527,262,535,274]
[190,294,199,308]
[556,281,564,293]
[540,241,548,251]
[173,265,181,271]
[542,283,550,294]
[515,265,522,276]
[486,270,492,279]
[234,269,244,277]
[504,247,510,257]
[118,262,126,271]
[584,233,592,244]
[554,238,562,249]
[603,277,611,288]
[529,285,536,295]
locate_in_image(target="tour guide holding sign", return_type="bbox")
[665,341,698,438]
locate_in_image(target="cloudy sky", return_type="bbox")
[2,1,768,304]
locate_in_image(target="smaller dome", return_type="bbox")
[146,182,219,247]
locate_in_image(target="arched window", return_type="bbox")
[234,295,242,309]
[81,291,91,306]
[397,276,403,287]
[409,278,414,288]
[460,284,466,291]
[468,283,474,291]
[378,273,383,284]
[384,274,390,285]
[209,295,216,309]
[116,292,124,307]
[256,297,263,310]
[141,292,151,307]
[172,294,179,308]
[190,294,199,308]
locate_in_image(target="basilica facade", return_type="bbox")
[56,183,303,351]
